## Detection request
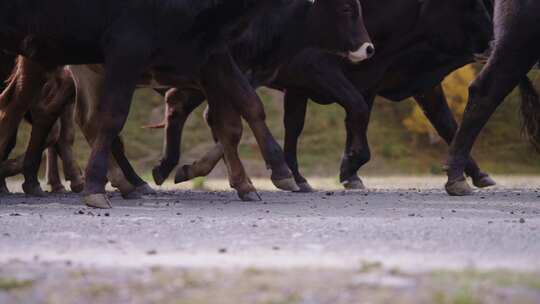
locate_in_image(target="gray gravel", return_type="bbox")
[1,177,539,271]
[0,177,539,303]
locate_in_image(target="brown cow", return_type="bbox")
[0,57,84,195]
[0,60,155,198]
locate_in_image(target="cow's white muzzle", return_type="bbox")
[348,43,375,63]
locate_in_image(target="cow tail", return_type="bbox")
[519,76,540,152]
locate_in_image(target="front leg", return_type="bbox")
[204,51,298,192]
[283,89,313,192]
[413,85,495,188]
[307,67,371,190]
[83,42,149,208]
[56,103,85,193]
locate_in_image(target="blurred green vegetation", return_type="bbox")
[10,66,540,180]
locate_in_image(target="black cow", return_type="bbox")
[0,0,372,207]
[150,0,495,191]
[445,0,540,196]
[148,0,374,194]
[0,0,294,208]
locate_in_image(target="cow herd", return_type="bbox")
[0,0,538,209]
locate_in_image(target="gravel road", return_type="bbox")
[0,176,539,303]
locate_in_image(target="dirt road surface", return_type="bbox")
[1,176,539,303]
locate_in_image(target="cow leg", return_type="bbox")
[174,105,224,183]
[110,136,155,195]
[46,146,66,193]
[334,86,371,190]
[206,96,258,201]
[0,58,46,164]
[78,122,138,198]
[153,89,205,185]
[82,46,147,208]
[282,90,313,192]
[446,45,539,196]
[203,52,298,192]
[0,132,18,194]
[175,142,224,184]
[71,66,141,199]
[294,61,371,190]
[22,100,64,196]
[55,103,84,193]
[0,179,7,194]
[413,85,495,188]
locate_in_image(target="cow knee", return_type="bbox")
[223,126,243,145]
[242,100,266,122]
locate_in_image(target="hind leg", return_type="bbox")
[56,103,84,193]
[153,89,205,185]
[174,106,224,183]
[0,58,48,194]
[46,146,66,193]
[446,49,539,195]
[111,136,155,196]
[413,85,495,188]
[175,143,224,184]
[0,58,45,164]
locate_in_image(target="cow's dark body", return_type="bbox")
[0,0,296,208]
[268,0,494,190]
[1,0,372,205]
[0,1,266,66]
[445,0,540,196]
[152,0,495,191]
[150,0,375,185]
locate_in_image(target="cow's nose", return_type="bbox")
[365,44,375,58]
[348,43,375,63]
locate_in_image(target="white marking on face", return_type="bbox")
[348,43,375,63]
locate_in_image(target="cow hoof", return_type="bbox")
[343,179,365,190]
[70,182,85,194]
[152,167,166,186]
[272,177,300,192]
[174,165,193,184]
[445,179,474,196]
[122,189,142,200]
[50,185,67,194]
[239,191,262,202]
[136,183,157,195]
[472,175,496,189]
[296,182,315,193]
[22,183,46,197]
[83,194,112,209]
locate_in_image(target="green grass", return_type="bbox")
[0,277,34,291]
[9,85,540,181]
